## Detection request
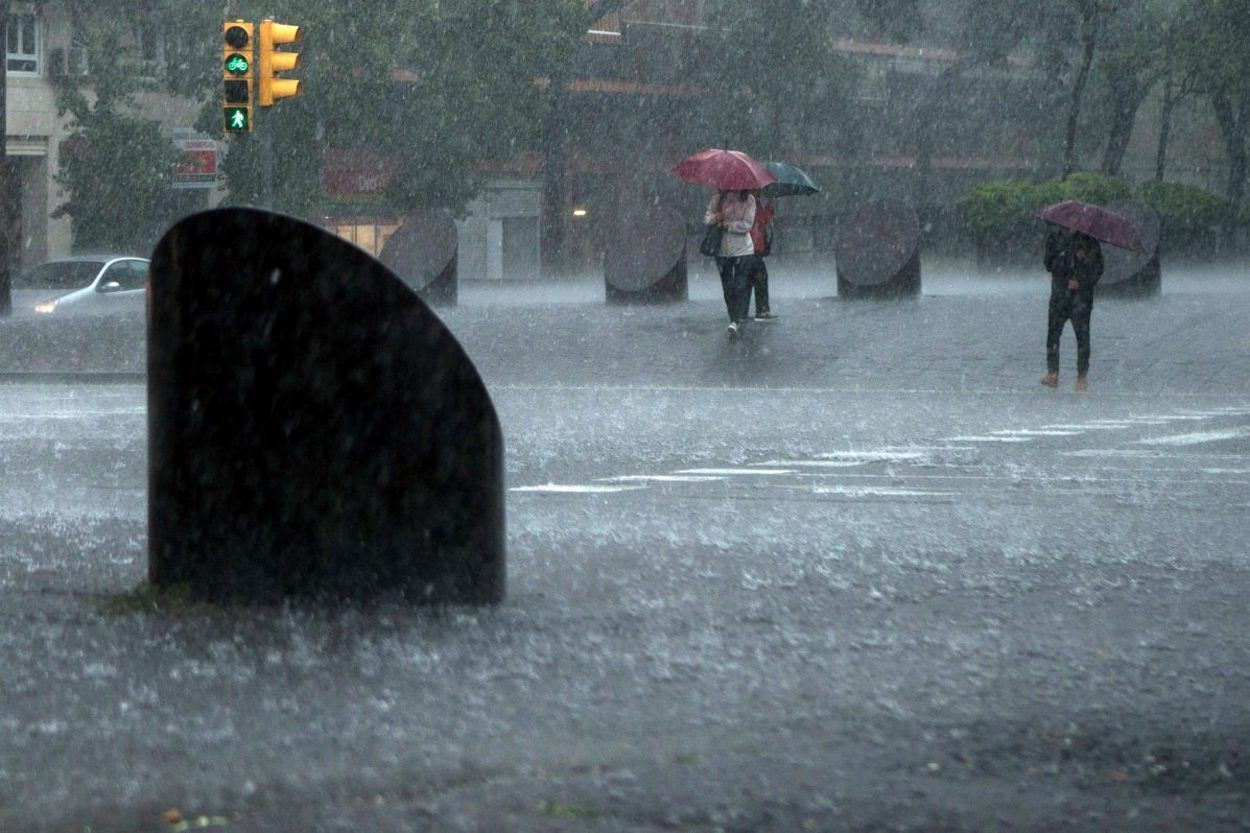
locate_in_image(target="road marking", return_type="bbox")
[760,459,902,468]
[511,483,647,494]
[1064,449,1249,459]
[675,468,798,476]
[946,435,1032,443]
[599,475,724,483]
[809,485,956,498]
[1137,429,1250,446]
[991,429,1082,436]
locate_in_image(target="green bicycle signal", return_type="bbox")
[225,53,250,75]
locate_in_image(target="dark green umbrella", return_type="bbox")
[761,161,821,197]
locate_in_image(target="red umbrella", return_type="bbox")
[672,148,776,191]
[1038,200,1146,252]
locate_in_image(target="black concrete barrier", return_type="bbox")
[605,206,688,303]
[1098,200,1161,298]
[147,208,504,605]
[835,200,922,299]
[378,209,459,306]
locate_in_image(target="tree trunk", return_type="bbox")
[1,0,12,316]
[1063,8,1100,178]
[1155,72,1176,182]
[1211,88,1249,245]
[540,75,570,275]
[1100,69,1148,176]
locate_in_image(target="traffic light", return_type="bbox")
[258,20,301,107]
[222,20,253,133]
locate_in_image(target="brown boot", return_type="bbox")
[1075,375,1088,391]
[1040,371,1059,388]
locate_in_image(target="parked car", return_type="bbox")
[12,256,150,317]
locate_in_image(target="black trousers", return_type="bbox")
[745,254,770,314]
[1046,293,1093,375]
[715,255,752,323]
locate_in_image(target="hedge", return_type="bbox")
[955,172,1133,238]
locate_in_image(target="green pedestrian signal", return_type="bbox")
[225,107,250,132]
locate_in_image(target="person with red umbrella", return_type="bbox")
[672,149,775,338]
[1041,226,1103,391]
[1037,200,1143,391]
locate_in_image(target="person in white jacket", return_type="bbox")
[705,189,757,337]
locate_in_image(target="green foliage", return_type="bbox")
[105,583,219,616]
[1136,181,1232,230]
[695,0,858,158]
[956,172,1132,238]
[1057,171,1133,204]
[51,28,185,252]
[203,0,589,216]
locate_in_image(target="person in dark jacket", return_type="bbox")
[1041,227,1103,390]
[746,191,776,320]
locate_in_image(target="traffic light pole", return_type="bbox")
[261,118,274,210]
[1,0,12,317]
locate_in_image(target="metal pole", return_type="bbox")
[1,0,13,316]
[260,114,273,210]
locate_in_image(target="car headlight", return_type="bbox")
[34,300,58,314]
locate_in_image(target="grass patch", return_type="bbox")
[532,800,602,819]
[105,582,219,616]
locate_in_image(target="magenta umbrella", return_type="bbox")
[672,148,776,191]
[1038,200,1146,252]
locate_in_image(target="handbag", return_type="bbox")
[699,222,724,257]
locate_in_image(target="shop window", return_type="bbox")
[330,220,400,259]
[5,12,41,75]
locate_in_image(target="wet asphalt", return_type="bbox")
[1,264,1249,832]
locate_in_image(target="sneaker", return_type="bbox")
[1075,375,1088,391]
[1040,372,1059,388]
[727,321,740,338]
[755,311,778,321]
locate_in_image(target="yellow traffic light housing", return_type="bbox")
[222,20,254,133]
[258,20,301,107]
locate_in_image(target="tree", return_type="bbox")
[51,26,186,252]
[1,0,11,315]
[1187,0,1250,231]
[200,0,588,218]
[696,0,859,159]
[1093,1,1166,175]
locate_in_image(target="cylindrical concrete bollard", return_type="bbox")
[605,206,688,304]
[835,200,922,299]
[379,209,459,306]
[1098,200,1161,298]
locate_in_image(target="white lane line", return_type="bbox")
[1042,423,1132,431]
[814,450,930,462]
[760,459,897,468]
[809,485,956,498]
[1065,449,1250,459]
[1137,429,1250,446]
[599,475,724,483]
[511,483,647,494]
[947,436,1032,443]
[788,472,1250,486]
[991,429,1082,437]
[675,468,798,476]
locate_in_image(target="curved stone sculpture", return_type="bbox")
[835,200,922,299]
[1098,200,1161,297]
[148,208,504,605]
[605,206,688,303]
[378,209,459,306]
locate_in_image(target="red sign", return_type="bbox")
[176,142,219,176]
[323,149,398,197]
